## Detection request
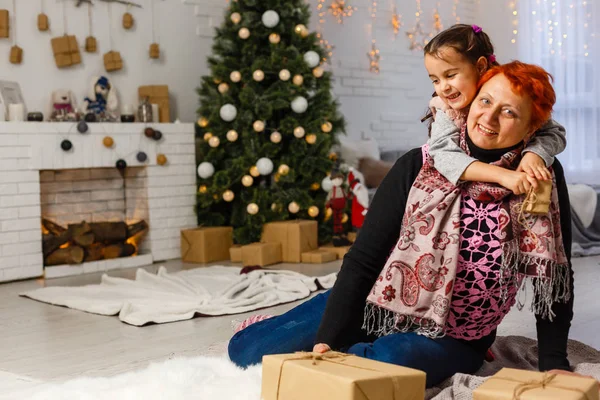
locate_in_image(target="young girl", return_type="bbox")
[423,24,566,194]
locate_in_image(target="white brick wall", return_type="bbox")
[0,122,197,282]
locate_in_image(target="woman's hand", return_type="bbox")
[517,152,552,181]
[312,343,331,354]
[499,170,539,195]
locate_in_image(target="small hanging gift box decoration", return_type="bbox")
[523,179,553,215]
[122,12,134,29]
[9,45,22,64]
[103,50,123,72]
[149,43,160,59]
[37,13,49,31]
[51,35,81,68]
[0,10,9,38]
[85,36,97,53]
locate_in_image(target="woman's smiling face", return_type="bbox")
[467,73,534,150]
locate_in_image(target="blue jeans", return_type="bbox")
[228,290,485,388]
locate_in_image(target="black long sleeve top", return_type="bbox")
[315,141,574,372]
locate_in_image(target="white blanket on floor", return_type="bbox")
[20,266,337,326]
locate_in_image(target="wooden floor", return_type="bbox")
[0,255,599,390]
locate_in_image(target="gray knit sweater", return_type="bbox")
[429,110,567,185]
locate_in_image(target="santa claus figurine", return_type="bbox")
[326,165,351,247]
[347,167,369,234]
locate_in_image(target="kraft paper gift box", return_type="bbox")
[37,13,49,31]
[229,245,242,262]
[523,180,552,215]
[104,51,123,72]
[51,35,81,68]
[301,249,336,264]
[319,244,351,260]
[9,46,22,64]
[180,227,233,264]
[85,36,97,53]
[261,220,318,263]
[473,368,599,400]
[149,43,160,59]
[241,242,282,267]
[0,10,8,38]
[138,85,170,122]
[262,352,426,400]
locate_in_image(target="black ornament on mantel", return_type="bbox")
[116,159,127,170]
[77,121,89,133]
[60,139,73,151]
[136,151,148,162]
[144,127,155,138]
[84,113,97,122]
[152,130,163,141]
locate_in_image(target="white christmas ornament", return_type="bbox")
[304,51,320,68]
[321,176,333,192]
[197,162,215,179]
[291,96,308,113]
[256,157,274,175]
[288,202,300,214]
[220,104,237,121]
[261,10,280,28]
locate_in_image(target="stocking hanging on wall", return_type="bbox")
[38,0,49,31]
[51,0,81,68]
[103,3,123,72]
[9,0,22,64]
[149,0,160,59]
[85,3,97,53]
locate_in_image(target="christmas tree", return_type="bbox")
[196,0,345,245]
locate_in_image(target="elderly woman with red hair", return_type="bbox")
[228,61,575,388]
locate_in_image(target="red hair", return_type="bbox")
[477,61,555,132]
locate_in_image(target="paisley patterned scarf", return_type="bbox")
[363,128,570,338]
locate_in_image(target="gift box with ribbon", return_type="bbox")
[262,352,426,400]
[473,368,599,400]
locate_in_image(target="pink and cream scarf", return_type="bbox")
[364,129,570,338]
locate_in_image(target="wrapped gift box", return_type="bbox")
[261,220,318,263]
[242,242,282,267]
[149,43,160,59]
[0,10,8,38]
[474,368,599,400]
[51,35,81,68]
[229,245,242,262]
[138,85,170,122]
[9,46,22,64]
[347,231,357,243]
[319,245,351,260]
[262,352,426,400]
[37,13,49,31]
[180,226,233,264]
[85,36,97,53]
[301,249,336,264]
[104,51,123,72]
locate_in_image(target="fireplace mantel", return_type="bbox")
[0,122,197,282]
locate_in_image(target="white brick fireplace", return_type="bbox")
[0,122,197,282]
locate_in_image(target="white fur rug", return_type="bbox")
[20,266,336,326]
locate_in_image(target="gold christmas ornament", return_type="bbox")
[342,213,349,223]
[214,78,222,84]
[226,129,238,142]
[293,126,305,138]
[269,33,281,44]
[203,132,213,141]
[230,12,241,24]
[226,130,239,142]
[271,202,280,212]
[247,203,259,215]
[208,136,220,148]
[279,69,291,81]
[305,134,317,144]
[218,83,230,94]
[270,131,282,143]
[274,173,281,182]
[249,166,260,177]
[321,121,333,133]
[294,24,309,37]
[310,182,320,191]
[198,185,207,194]
[242,175,254,187]
[198,117,209,127]
[292,75,304,86]
[253,120,265,132]
[102,136,114,148]
[288,201,300,214]
[157,154,168,165]
[238,27,250,39]
[308,206,320,218]
[278,164,290,175]
[230,71,242,82]
[223,190,235,202]
[328,152,338,161]
[313,66,324,78]
[252,69,265,82]
[324,207,333,221]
